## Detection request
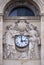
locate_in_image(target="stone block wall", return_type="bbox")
[0,0,44,65]
[2,18,41,65]
[41,16,44,65]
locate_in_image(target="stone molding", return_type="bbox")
[4,16,40,20]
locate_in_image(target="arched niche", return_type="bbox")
[3,0,40,17]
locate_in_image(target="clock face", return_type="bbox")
[15,35,29,48]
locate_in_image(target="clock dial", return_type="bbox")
[15,35,29,48]
[22,36,28,43]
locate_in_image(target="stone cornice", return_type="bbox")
[40,13,44,16]
[4,16,40,20]
[0,13,4,16]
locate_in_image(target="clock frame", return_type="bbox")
[15,35,29,48]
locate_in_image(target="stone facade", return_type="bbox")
[0,0,44,65]
[3,19,40,60]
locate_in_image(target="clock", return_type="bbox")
[15,35,29,48]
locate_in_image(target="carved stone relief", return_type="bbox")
[3,20,41,60]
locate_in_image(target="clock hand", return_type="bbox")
[21,36,23,42]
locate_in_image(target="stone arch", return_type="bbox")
[3,0,41,17]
